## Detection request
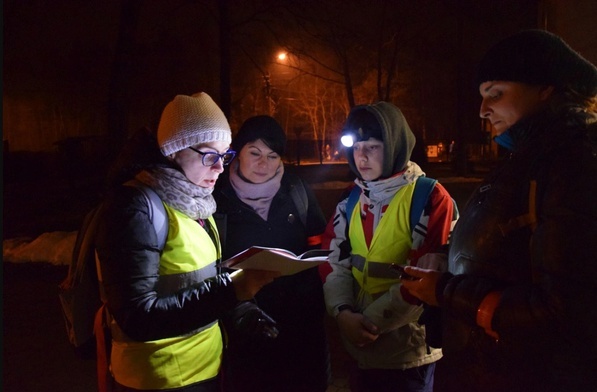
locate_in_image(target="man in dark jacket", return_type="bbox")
[402,30,597,392]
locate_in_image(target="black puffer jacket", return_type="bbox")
[95,185,238,342]
[437,110,597,392]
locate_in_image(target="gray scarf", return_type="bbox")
[228,159,283,221]
[136,167,216,220]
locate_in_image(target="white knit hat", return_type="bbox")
[157,92,231,156]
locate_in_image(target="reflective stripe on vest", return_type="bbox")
[111,207,222,390]
[349,183,415,297]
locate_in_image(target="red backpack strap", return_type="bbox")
[94,304,114,392]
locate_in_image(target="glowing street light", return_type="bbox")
[276,52,287,61]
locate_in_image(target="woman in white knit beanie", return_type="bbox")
[96,92,279,392]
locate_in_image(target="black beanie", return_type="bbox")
[476,29,597,96]
[232,115,287,156]
[343,109,384,142]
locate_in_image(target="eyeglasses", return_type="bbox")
[188,147,236,166]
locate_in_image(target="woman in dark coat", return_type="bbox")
[214,116,330,392]
[94,93,278,392]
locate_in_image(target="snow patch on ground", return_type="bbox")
[3,231,77,266]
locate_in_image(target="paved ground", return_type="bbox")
[2,162,483,392]
[3,262,98,392]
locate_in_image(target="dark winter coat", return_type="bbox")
[436,110,597,392]
[214,171,330,392]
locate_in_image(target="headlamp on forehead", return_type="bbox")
[340,127,378,148]
[340,131,356,147]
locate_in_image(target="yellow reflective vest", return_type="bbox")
[349,183,415,299]
[110,205,223,390]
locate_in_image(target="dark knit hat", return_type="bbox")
[232,115,287,156]
[342,108,384,143]
[476,29,597,96]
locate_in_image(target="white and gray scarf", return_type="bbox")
[357,161,425,203]
[136,167,216,220]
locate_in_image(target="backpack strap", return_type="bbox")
[410,176,438,233]
[94,303,113,392]
[125,180,168,250]
[60,202,107,353]
[345,185,362,226]
[289,177,308,227]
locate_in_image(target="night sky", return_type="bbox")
[3,0,597,154]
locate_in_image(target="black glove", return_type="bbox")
[230,301,279,340]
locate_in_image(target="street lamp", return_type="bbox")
[276,51,288,61]
[261,51,291,116]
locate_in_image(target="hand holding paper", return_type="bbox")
[231,269,281,301]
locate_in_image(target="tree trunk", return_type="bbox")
[107,0,141,158]
[218,0,232,118]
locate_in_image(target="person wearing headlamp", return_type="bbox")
[323,102,457,391]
